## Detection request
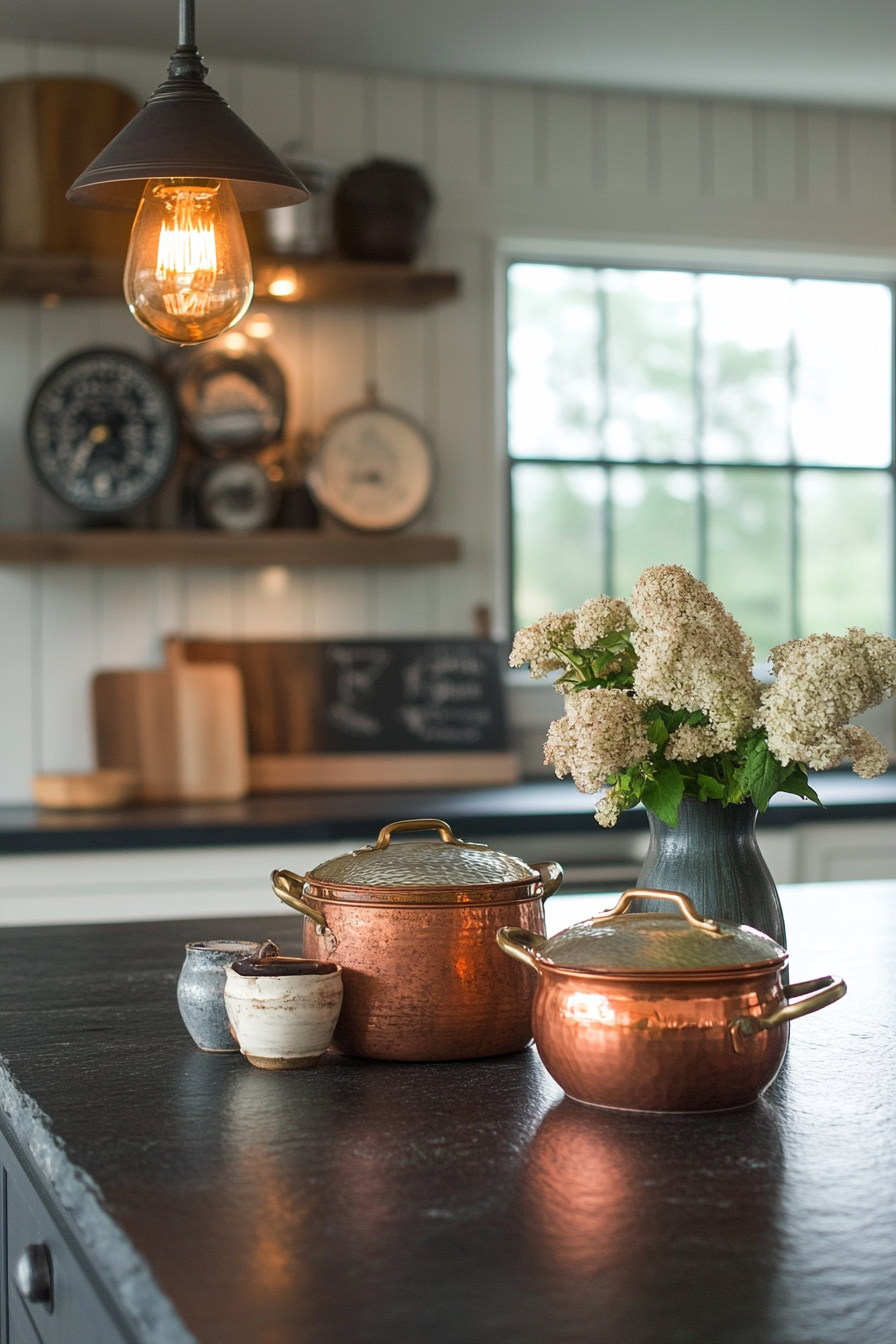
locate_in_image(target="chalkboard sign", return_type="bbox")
[320,639,508,753]
[181,637,509,756]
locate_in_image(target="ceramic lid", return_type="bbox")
[538,889,785,975]
[305,818,539,892]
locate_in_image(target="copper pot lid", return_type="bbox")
[305,818,539,894]
[536,888,785,976]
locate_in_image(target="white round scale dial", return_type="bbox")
[307,405,433,532]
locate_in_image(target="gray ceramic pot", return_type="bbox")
[177,939,278,1051]
[634,797,786,947]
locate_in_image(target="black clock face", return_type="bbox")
[26,349,179,514]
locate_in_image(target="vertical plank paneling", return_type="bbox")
[182,571,237,637]
[98,570,159,667]
[604,94,650,196]
[89,46,166,101]
[433,80,483,185]
[430,233,492,635]
[0,569,34,799]
[805,109,840,203]
[765,106,798,203]
[309,310,367,424]
[309,569,376,636]
[544,89,593,194]
[39,568,99,772]
[35,43,89,75]
[0,40,33,80]
[712,102,755,201]
[238,567,312,637]
[0,304,38,529]
[266,307,314,436]
[309,70,369,165]
[152,568,186,645]
[490,85,537,189]
[847,112,893,207]
[373,310,428,420]
[657,99,702,199]
[239,62,303,152]
[375,569,434,635]
[373,76,426,162]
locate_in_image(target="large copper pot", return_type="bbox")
[498,887,846,1113]
[271,818,562,1062]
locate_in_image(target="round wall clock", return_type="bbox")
[307,401,434,532]
[26,348,178,515]
[168,345,287,455]
[198,459,276,532]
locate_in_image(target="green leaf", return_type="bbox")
[641,761,685,827]
[697,773,726,799]
[647,717,669,748]
[739,735,785,812]
[776,767,823,807]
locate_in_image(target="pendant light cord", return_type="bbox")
[179,0,196,49]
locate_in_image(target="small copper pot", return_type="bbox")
[271,818,563,1062]
[498,888,846,1113]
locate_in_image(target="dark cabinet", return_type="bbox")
[0,1126,132,1344]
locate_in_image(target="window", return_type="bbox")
[507,263,894,658]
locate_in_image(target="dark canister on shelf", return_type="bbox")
[333,158,433,264]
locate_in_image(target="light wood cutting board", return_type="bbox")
[93,639,249,801]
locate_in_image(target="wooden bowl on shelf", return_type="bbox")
[32,769,139,811]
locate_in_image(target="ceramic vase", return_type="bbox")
[224,960,343,1070]
[634,797,786,946]
[177,939,277,1051]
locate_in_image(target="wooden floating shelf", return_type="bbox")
[0,251,460,308]
[0,530,461,567]
[252,256,459,307]
[0,252,123,300]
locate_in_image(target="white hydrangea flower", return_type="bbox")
[509,609,575,678]
[758,628,896,777]
[630,564,760,746]
[594,787,625,828]
[664,722,734,762]
[545,688,651,793]
[572,596,633,649]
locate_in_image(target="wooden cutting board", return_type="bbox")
[93,639,249,801]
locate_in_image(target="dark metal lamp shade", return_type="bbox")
[67,2,308,213]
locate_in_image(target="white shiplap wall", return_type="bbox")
[2,39,896,801]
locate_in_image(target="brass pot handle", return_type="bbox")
[732,975,847,1039]
[374,818,462,848]
[532,861,564,901]
[270,869,329,936]
[591,887,727,937]
[497,926,548,969]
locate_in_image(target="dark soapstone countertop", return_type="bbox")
[1,769,894,855]
[1,885,895,1344]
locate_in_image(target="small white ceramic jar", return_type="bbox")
[224,956,343,1070]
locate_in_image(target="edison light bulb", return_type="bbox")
[124,178,253,344]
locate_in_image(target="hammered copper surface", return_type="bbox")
[272,818,562,1061]
[532,965,789,1111]
[302,894,545,1061]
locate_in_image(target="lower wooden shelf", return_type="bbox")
[0,530,460,567]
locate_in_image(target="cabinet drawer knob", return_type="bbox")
[14,1243,53,1310]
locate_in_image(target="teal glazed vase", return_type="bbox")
[633,797,786,947]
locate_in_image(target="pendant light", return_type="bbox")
[67,0,308,344]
